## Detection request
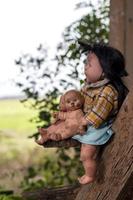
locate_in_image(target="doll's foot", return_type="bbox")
[35,136,49,145]
[48,133,62,141]
[35,138,45,145]
[78,175,95,185]
[36,129,48,145]
[35,134,49,145]
[38,128,47,135]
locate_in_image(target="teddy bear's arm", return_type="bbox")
[58,111,67,120]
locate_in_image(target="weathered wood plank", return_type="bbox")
[109,0,133,89]
[109,0,125,54]
[116,172,133,200]
[75,88,133,200]
[42,138,80,148]
[125,0,133,88]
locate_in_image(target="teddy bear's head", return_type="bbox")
[59,90,84,111]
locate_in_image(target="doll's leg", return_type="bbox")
[48,126,75,141]
[36,128,49,144]
[78,144,97,184]
[49,129,74,141]
[48,133,62,141]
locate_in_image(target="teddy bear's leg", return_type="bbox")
[48,133,62,141]
[39,128,47,136]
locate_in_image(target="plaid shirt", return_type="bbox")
[81,82,118,128]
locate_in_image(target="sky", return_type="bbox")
[0,0,89,98]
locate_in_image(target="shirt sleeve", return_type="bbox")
[85,86,116,128]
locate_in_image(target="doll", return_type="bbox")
[36,90,86,144]
[72,42,128,184]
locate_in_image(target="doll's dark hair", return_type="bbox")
[78,40,129,109]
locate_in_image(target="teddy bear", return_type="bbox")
[36,90,86,144]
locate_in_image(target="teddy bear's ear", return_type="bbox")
[59,95,66,111]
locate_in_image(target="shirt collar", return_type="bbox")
[84,78,110,89]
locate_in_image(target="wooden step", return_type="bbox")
[42,138,80,148]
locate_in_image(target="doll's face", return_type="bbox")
[84,52,103,83]
[64,92,84,111]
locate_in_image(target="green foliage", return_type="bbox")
[20,147,82,191]
[55,0,109,80]
[15,45,61,135]
[15,0,110,191]
[0,191,23,200]
[0,196,23,200]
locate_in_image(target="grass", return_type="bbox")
[0,98,40,164]
[0,99,55,193]
[0,99,38,135]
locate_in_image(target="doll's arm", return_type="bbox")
[52,112,59,118]
[81,117,89,126]
[72,110,87,124]
[51,112,59,124]
[58,111,67,120]
[77,115,88,134]
[72,110,88,135]
[51,111,67,123]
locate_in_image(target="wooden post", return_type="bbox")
[109,0,133,89]
[125,0,133,88]
[109,0,125,53]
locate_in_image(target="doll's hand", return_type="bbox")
[78,125,86,135]
[52,112,59,119]
[82,117,89,126]
[51,112,59,124]
[38,128,47,135]
[51,118,58,124]
[78,118,89,135]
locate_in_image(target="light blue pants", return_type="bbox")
[72,123,114,145]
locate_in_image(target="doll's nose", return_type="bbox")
[71,102,74,106]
